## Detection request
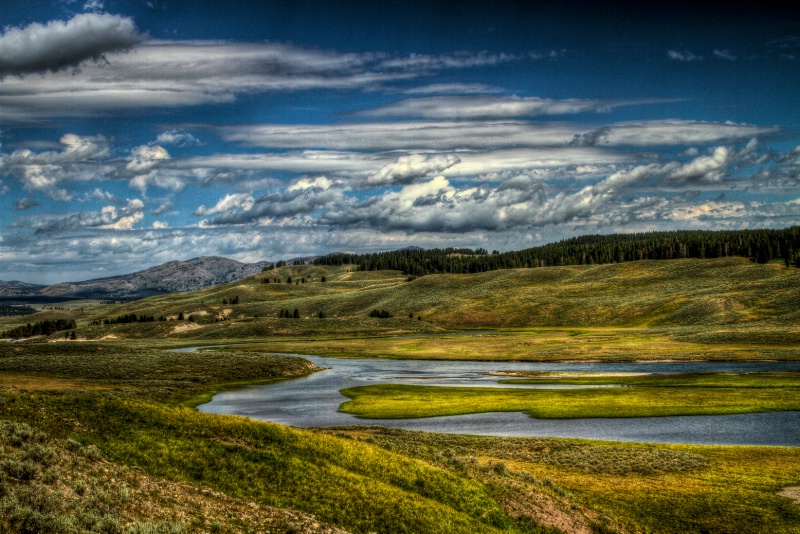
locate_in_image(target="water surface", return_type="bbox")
[196,353,800,446]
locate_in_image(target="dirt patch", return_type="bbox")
[780,486,800,504]
[100,334,119,340]
[497,476,610,534]
[170,323,204,334]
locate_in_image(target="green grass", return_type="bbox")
[497,371,800,388]
[338,374,800,419]
[230,326,800,361]
[5,257,800,343]
[325,427,800,534]
[2,393,551,534]
[0,342,558,533]
[2,339,800,533]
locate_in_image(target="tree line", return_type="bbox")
[1,318,77,339]
[313,227,800,276]
[0,305,37,317]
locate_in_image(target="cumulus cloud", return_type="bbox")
[194,193,255,216]
[151,201,175,216]
[14,198,40,210]
[366,154,461,185]
[78,188,119,203]
[154,130,200,146]
[125,144,183,194]
[287,176,333,192]
[0,134,110,200]
[209,182,348,225]
[151,220,169,229]
[13,198,145,232]
[126,145,170,174]
[0,13,144,77]
[667,50,702,61]
[713,49,737,61]
[570,126,612,146]
[667,146,730,182]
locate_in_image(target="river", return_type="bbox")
[192,351,800,446]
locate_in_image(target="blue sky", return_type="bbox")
[1,0,799,284]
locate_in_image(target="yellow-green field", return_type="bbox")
[338,373,800,419]
[3,257,798,347]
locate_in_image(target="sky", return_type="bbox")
[1,0,799,284]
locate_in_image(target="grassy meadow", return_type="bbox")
[338,372,800,419]
[1,257,800,532]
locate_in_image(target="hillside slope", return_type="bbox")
[46,257,799,341]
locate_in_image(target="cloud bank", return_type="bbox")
[0,13,144,77]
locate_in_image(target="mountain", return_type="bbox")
[0,280,46,297]
[3,257,270,300]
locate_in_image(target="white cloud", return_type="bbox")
[379,51,520,70]
[363,95,675,119]
[152,201,175,216]
[287,176,333,192]
[126,144,170,174]
[0,42,522,119]
[83,0,105,12]
[366,154,460,185]
[0,13,143,77]
[713,49,737,61]
[668,146,730,182]
[12,198,145,232]
[601,121,778,146]
[14,198,40,210]
[78,188,118,203]
[99,201,144,230]
[402,83,501,95]
[669,200,747,222]
[667,50,702,61]
[154,130,200,146]
[151,220,169,229]
[125,144,180,194]
[221,120,776,152]
[194,193,255,216]
[0,133,110,200]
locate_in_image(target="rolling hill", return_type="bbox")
[36,256,798,343]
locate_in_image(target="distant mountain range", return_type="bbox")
[0,256,273,300]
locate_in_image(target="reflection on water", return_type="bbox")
[195,353,800,446]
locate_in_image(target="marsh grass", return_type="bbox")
[338,377,800,419]
[498,371,800,388]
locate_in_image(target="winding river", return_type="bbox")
[189,349,800,446]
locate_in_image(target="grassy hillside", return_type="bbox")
[0,343,586,534]
[3,257,795,341]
